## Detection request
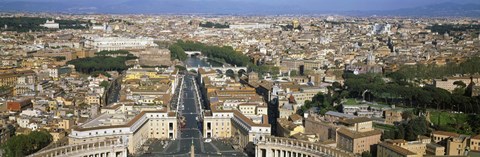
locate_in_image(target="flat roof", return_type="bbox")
[325,111,356,119]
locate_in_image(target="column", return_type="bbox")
[265,149,272,157]
[273,149,278,157]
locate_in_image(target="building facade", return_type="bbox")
[69,105,177,155]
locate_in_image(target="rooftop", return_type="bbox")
[337,127,382,139]
[379,142,416,156]
[74,105,171,131]
[325,111,356,119]
[339,117,372,125]
[81,113,134,128]
[432,131,460,137]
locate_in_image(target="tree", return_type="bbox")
[199,21,229,28]
[91,71,111,77]
[100,81,110,89]
[453,81,467,88]
[468,115,480,134]
[396,125,405,139]
[0,17,88,32]
[67,55,133,74]
[361,151,372,157]
[175,65,187,71]
[409,117,428,138]
[168,44,187,61]
[2,130,52,157]
[290,70,299,77]
[382,130,396,140]
[405,124,416,141]
[332,82,343,91]
[401,110,414,120]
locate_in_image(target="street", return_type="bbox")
[141,74,245,157]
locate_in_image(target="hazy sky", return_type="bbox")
[7,0,480,7]
[2,0,480,13]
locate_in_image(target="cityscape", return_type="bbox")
[1,0,480,157]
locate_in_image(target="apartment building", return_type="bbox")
[336,117,382,154]
[203,108,270,148]
[69,104,177,155]
[122,66,179,105]
[0,70,36,87]
[431,131,470,156]
[200,68,271,149]
[471,135,480,151]
[377,142,417,157]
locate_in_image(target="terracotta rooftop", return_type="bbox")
[379,142,416,156]
[386,139,407,144]
[472,134,480,140]
[432,131,459,137]
[339,117,372,125]
[337,127,382,139]
[289,114,303,122]
[209,105,270,127]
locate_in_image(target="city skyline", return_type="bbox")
[1,0,480,157]
[1,0,480,16]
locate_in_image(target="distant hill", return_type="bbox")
[348,2,480,17]
[0,0,479,17]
